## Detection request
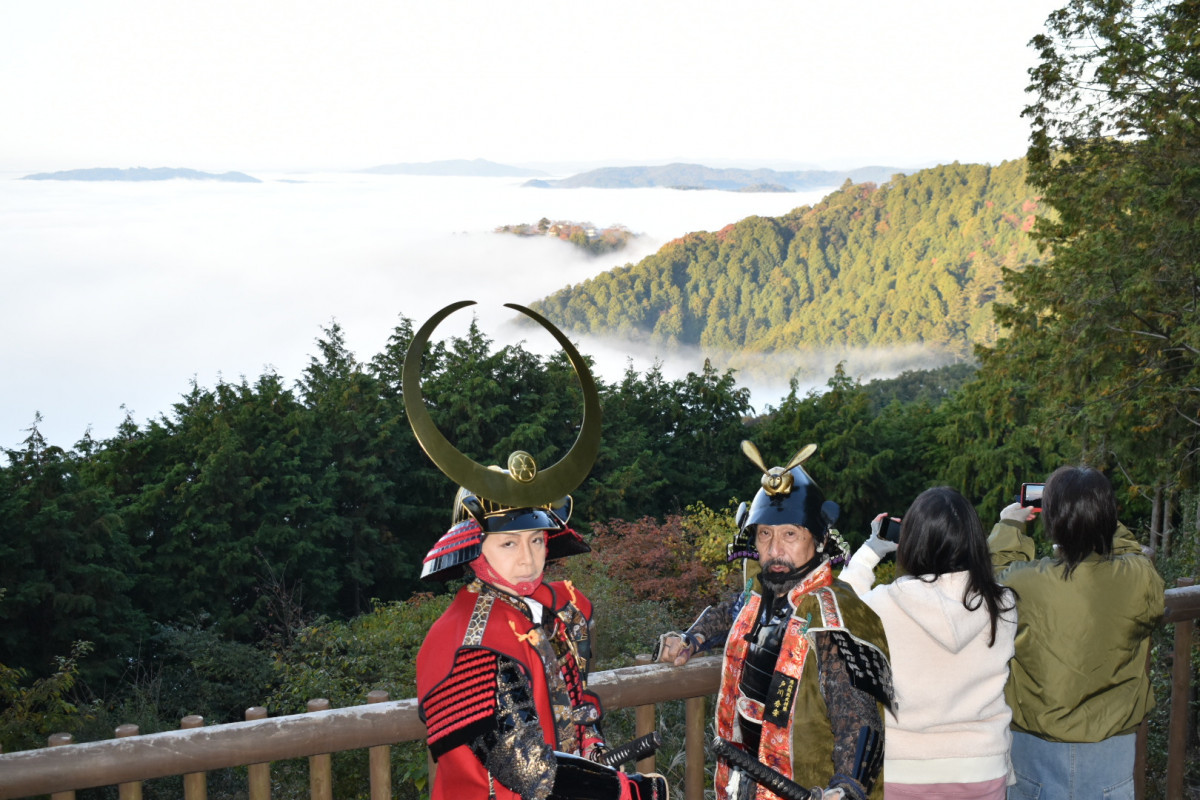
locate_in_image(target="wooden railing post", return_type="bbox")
[684,693,706,800]
[1136,641,1152,800]
[1167,577,1195,800]
[633,654,656,774]
[307,699,333,800]
[47,733,74,800]
[245,707,270,800]
[115,725,142,800]
[181,716,207,800]
[367,691,392,800]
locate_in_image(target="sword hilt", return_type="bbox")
[710,736,816,800]
[594,731,663,768]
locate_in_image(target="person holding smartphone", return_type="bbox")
[842,487,1017,799]
[989,465,1164,799]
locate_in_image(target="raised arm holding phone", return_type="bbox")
[989,466,1164,799]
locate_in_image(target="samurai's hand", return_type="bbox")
[654,631,696,666]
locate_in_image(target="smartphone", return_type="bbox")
[881,516,902,543]
[1020,482,1045,509]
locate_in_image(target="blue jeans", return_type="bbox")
[1008,731,1135,799]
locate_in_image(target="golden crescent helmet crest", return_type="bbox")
[403,301,601,579]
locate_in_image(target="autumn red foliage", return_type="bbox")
[586,515,727,616]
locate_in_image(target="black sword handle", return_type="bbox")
[710,736,816,800]
[594,731,663,767]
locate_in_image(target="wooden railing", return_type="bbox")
[1159,578,1198,800]
[0,581,1196,800]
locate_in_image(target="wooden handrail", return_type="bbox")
[0,658,721,800]
[0,699,426,798]
[1163,581,1200,623]
[0,582,1195,800]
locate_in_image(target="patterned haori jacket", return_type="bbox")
[715,561,894,800]
[417,578,604,800]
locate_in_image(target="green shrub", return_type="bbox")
[266,593,453,800]
[0,640,92,753]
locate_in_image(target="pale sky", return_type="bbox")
[1,0,1064,173]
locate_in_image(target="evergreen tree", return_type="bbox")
[371,316,453,572]
[0,420,146,680]
[987,0,1200,536]
[298,322,423,616]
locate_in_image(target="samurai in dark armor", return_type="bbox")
[656,442,894,800]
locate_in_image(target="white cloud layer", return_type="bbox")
[3,174,857,448]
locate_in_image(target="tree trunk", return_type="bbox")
[1151,485,1163,554]
[1162,489,1174,558]
[1194,494,1200,573]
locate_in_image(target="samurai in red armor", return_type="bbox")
[404,301,668,800]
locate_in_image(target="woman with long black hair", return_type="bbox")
[843,486,1018,800]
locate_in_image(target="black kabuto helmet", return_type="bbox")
[727,441,841,561]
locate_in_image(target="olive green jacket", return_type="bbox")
[989,520,1164,742]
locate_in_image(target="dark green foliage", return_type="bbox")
[748,366,947,543]
[862,363,978,412]
[142,624,276,725]
[991,0,1200,509]
[531,161,1043,357]
[578,360,753,521]
[933,356,1072,524]
[0,423,146,685]
[268,594,451,715]
[296,322,428,616]
[0,316,758,700]
[92,372,359,641]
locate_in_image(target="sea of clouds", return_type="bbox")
[0,171,958,450]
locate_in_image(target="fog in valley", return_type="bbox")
[1,172,959,450]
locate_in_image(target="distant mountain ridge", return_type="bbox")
[22,167,260,182]
[360,158,548,177]
[530,160,1043,357]
[524,162,906,191]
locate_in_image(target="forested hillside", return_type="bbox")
[532,160,1043,357]
[523,162,899,191]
